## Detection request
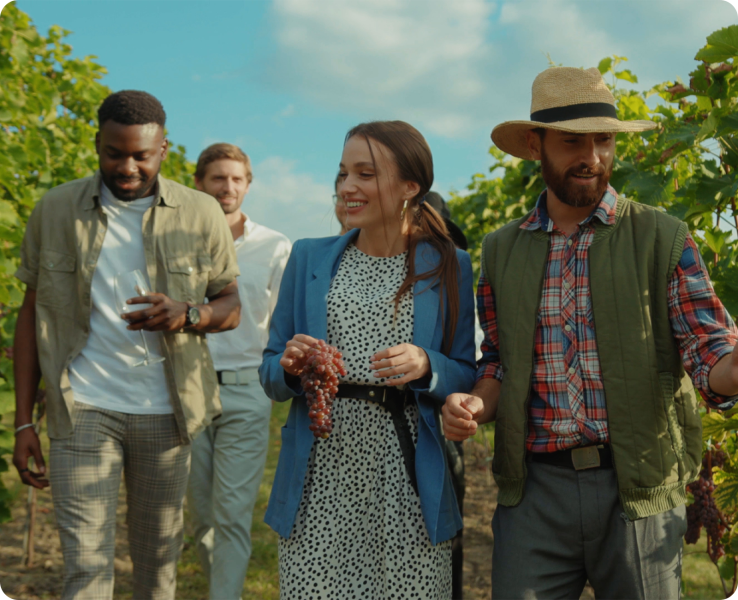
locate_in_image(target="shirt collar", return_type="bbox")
[234,213,253,248]
[520,185,619,232]
[84,172,176,209]
[243,213,256,235]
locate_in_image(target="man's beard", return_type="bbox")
[101,172,157,202]
[540,147,612,208]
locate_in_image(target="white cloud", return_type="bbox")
[244,156,340,242]
[265,0,496,137]
[263,0,735,141]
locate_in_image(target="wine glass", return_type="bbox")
[114,270,165,367]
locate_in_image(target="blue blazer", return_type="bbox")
[259,230,477,545]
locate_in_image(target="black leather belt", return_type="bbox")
[336,384,418,495]
[529,443,613,470]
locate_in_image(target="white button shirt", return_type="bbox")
[207,215,291,371]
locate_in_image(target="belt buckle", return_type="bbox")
[571,446,600,470]
[367,388,388,406]
[220,370,249,386]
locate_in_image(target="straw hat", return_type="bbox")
[491,66,656,160]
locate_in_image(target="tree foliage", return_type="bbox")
[449,26,738,595]
[0,3,196,523]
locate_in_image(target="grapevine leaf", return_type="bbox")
[717,113,738,137]
[713,469,738,511]
[598,57,612,75]
[0,426,12,451]
[620,171,669,206]
[702,412,732,441]
[0,485,11,523]
[0,200,20,227]
[614,69,638,84]
[698,111,720,140]
[695,26,738,63]
[718,555,735,581]
[696,95,713,111]
[704,230,726,254]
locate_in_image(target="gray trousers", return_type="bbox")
[50,402,191,600]
[492,461,687,600]
[187,372,272,600]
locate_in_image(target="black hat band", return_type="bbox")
[530,102,617,123]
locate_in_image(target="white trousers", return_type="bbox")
[187,370,272,600]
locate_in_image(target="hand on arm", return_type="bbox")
[12,289,48,489]
[370,344,430,386]
[124,279,241,333]
[442,377,501,441]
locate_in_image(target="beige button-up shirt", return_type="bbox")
[15,171,240,443]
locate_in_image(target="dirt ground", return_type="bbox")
[0,439,594,600]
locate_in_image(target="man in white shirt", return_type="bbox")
[187,143,291,599]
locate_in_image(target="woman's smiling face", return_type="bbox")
[337,135,413,233]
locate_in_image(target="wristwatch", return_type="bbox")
[184,303,201,328]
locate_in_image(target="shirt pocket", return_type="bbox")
[166,255,212,303]
[36,249,77,309]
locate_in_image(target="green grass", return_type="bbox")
[683,535,733,600]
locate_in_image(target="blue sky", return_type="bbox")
[9,0,738,241]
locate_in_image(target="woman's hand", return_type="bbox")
[280,334,320,377]
[370,343,430,386]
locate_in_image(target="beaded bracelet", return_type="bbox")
[14,423,35,436]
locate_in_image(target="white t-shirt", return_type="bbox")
[207,216,291,371]
[68,183,172,414]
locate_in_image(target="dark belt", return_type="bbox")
[529,443,613,470]
[336,384,418,495]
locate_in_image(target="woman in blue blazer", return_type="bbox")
[259,121,476,599]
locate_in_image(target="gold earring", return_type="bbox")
[400,199,408,222]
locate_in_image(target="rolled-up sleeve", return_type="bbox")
[14,198,43,289]
[668,234,738,408]
[476,272,504,382]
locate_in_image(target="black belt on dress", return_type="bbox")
[336,384,419,495]
[528,443,613,470]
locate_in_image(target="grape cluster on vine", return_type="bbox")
[300,340,347,439]
[685,448,727,561]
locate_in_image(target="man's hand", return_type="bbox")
[442,378,501,441]
[442,393,486,441]
[13,428,48,489]
[123,293,188,332]
[280,334,320,377]
[370,344,430,386]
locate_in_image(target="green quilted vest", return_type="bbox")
[482,196,702,520]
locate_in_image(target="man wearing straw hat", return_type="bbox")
[442,66,738,598]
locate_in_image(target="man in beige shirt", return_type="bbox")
[12,90,240,599]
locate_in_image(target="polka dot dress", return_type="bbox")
[278,243,452,599]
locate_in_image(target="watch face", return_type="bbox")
[189,306,201,325]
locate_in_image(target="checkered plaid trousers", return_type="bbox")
[49,402,191,600]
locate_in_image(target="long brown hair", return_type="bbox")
[344,121,460,354]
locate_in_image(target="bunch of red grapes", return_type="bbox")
[685,448,727,561]
[300,340,347,439]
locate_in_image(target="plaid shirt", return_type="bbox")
[477,187,738,453]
